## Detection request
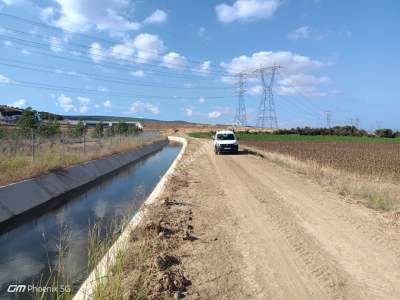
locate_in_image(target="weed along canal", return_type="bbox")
[0,142,182,299]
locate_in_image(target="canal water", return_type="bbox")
[0,142,181,299]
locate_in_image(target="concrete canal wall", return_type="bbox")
[73,136,187,300]
[0,138,169,225]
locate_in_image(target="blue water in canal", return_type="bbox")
[0,143,181,299]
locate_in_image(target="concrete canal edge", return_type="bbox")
[73,136,187,300]
[0,138,169,226]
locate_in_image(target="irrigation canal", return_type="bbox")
[0,140,181,299]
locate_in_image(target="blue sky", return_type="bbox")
[0,0,399,130]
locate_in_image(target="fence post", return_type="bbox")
[83,131,86,155]
[31,128,35,162]
[60,132,64,159]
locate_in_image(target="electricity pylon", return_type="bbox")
[255,65,279,129]
[234,72,247,127]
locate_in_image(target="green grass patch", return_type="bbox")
[188,131,400,144]
[362,192,393,211]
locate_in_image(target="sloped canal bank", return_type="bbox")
[0,142,182,299]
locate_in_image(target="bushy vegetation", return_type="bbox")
[274,126,369,137]
[189,126,400,144]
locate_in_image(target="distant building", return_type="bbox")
[66,120,143,130]
[0,106,23,123]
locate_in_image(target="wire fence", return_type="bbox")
[0,127,160,162]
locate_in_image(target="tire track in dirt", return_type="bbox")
[216,152,361,299]
[227,150,400,299]
[207,144,338,299]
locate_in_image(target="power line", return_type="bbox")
[0,12,229,72]
[1,38,230,83]
[0,79,233,100]
[0,32,233,79]
[0,59,233,90]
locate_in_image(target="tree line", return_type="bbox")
[0,107,141,139]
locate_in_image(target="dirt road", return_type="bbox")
[174,138,400,299]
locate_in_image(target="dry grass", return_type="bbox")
[92,167,193,300]
[244,145,400,212]
[0,136,165,187]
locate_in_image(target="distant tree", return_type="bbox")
[68,121,86,138]
[16,107,39,132]
[37,120,61,137]
[0,126,5,139]
[93,121,104,138]
[374,128,394,138]
[106,126,115,137]
[116,122,128,135]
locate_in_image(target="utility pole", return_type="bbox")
[255,64,279,129]
[325,110,332,128]
[234,72,247,127]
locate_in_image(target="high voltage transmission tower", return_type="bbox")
[325,110,332,128]
[234,72,247,127]
[255,65,280,129]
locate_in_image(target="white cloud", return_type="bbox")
[288,26,324,40]
[288,26,310,40]
[3,40,13,47]
[57,94,77,112]
[184,108,193,117]
[131,70,145,77]
[89,42,105,63]
[161,52,187,70]
[49,36,63,52]
[130,101,160,115]
[143,9,167,24]
[208,111,221,118]
[40,6,56,23]
[278,74,329,86]
[110,42,136,61]
[276,85,328,97]
[216,0,280,23]
[10,99,27,108]
[222,51,331,97]
[20,49,30,55]
[133,33,166,63]
[0,74,12,84]
[50,0,141,33]
[248,85,264,95]
[88,33,168,65]
[198,97,205,103]
[197,61,211,75]
[77,96,90,104]
[221,51,325,74]
[109,33,166,63]
[103,100,112,108]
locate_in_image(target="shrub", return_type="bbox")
[374,129,394,138]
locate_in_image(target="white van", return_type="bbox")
[213,130,239,154]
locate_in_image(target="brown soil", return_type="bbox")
[123,137,400,299]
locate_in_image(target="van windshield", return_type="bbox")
[216,133,235,140]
